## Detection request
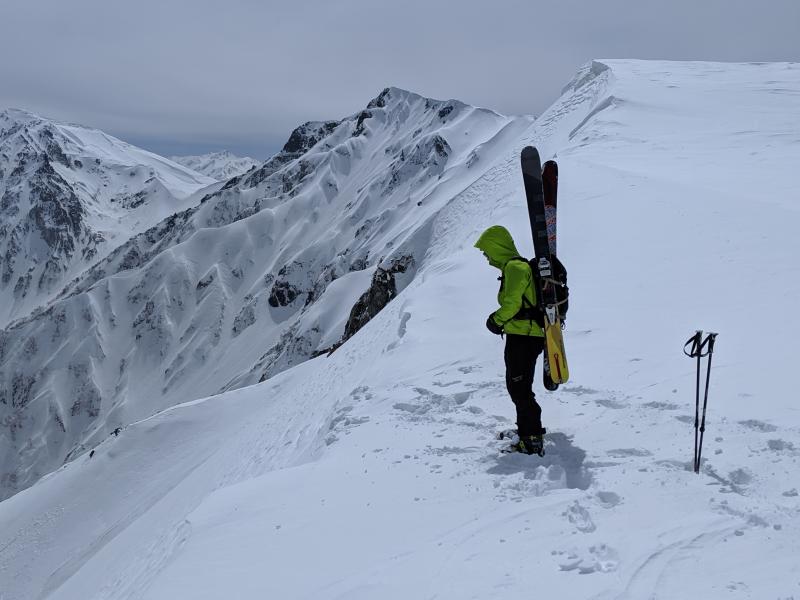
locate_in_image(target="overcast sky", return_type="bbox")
[1,0,798,159]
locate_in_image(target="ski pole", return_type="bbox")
[695,332,718,473]
[683,331,704,472]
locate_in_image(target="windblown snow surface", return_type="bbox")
[1,60,799,599]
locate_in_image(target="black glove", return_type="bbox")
[485,314,503,335]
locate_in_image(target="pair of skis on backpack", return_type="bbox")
[520,146,570,391]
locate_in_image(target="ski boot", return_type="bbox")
[515,434,545,457]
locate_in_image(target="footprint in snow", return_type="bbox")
[393,388,475,421]
[560,385,600,396]
[641,401,680,410]
[563,501,596,533]
[595,398,628,409]
[606,448,653,458]
[766,439,796,453]
[595,491,622,508]
[557,544,619,574]
[432,380,462,388]
[738,419,778,433]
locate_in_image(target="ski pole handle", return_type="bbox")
[683,330,704,357]
[705,332,718,353]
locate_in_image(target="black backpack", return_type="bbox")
[506,256,569,325]
[541,255,569,321]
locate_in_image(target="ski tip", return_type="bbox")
[521,146,539,160]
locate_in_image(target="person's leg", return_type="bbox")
[526,335,545,435]
[504,334,545,437]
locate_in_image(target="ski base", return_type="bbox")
[542,354,559,391]
[544,314,569,385]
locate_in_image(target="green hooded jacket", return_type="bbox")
[474,225,543,337]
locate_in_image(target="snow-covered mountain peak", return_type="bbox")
[0,108,215,195]
[234,85,496,198]
[0,107,40,126]
[169,151,259,182]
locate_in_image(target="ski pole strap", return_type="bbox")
[684,330,715,358]
[683,330,704,357]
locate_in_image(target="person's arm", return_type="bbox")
[492,261,530,325]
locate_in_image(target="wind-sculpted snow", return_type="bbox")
[0,87,519,499]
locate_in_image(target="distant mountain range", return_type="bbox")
[0,108,216,327]
[170,151,259,181]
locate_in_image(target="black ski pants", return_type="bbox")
[504,333,545,437]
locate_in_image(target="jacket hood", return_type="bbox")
[474,225,521,269]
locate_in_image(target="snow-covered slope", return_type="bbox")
[0,89,523,499]
[0,109,216,326]
[2,60,800,600]
[169,151,259,181]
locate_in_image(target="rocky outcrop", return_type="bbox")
[342,255,414,343]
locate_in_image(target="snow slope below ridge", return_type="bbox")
[2,60,800,599]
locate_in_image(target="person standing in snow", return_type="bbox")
[475,225,545,455]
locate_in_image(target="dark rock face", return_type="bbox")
[342,255,414,342]
[282,121,340,154]
[227,121,339,193]
[232,304,256,336]
[113,189,149,209]
[2,373,36,408]
[0,150,92,301]
[367,88,391,109]
[268,280,300,307]
[353,111,373,137]
[27,163,84,252]
[268,262,306,308]
[257,323,317,382]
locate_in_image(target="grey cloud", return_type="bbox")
[1,0,797,158]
